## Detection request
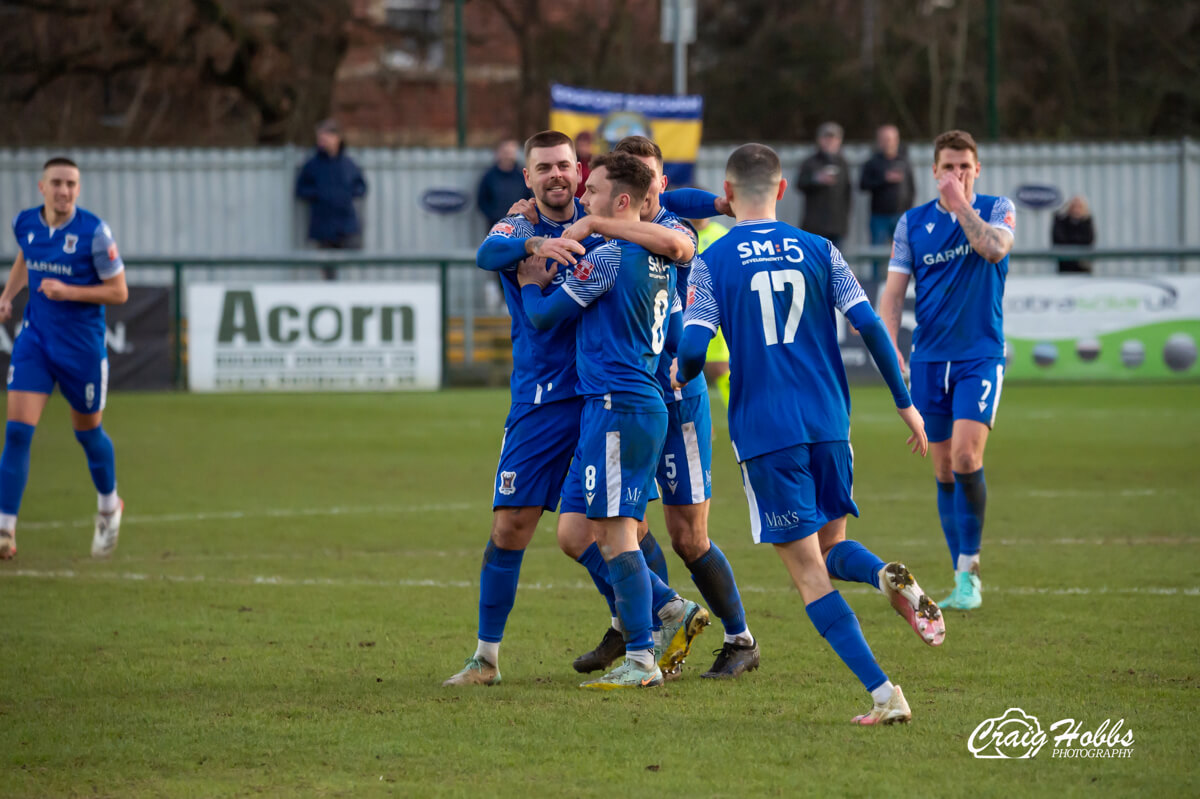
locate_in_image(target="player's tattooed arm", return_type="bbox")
[524,235,585,265]
[939,175,1013,264]
[955,207,1014,264]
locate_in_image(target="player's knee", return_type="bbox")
[669,525,709,562]
[951,450,984,474]
[556,522,591,559]
[490,507,539,549]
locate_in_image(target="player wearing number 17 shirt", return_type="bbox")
[672,143,946,724]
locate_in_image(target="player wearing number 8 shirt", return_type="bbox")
[673,143,946,724]
[877,130,1016,611]
[0,157,128,561]
[518,152,674,689]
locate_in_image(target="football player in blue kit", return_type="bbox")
[561,136,757,680]
[673,144,945,724]
[877,130,1016,611]
[444,133,706,687]
[517,152,678,689]
[0,158,128,560]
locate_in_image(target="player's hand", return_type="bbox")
[714,196,733,217]
[669,358,687,390]
[517,256,557,289]
[0,297,11,322]
[37,279,71,301]
[897,405,928,457]
[937,172,968,211]
[562,216,596,242]
[508,198,538,224]
[530,236,585,266]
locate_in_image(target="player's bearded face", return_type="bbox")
[39,167,80,215]
[526,144,579,212]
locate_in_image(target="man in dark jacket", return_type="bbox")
[860,124,916,246]
[797,121,852,248]
[296,119,367,252]
[476,139,531,227]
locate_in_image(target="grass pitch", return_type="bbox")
[2,384,1198,797]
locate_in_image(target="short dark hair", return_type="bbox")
[725,143,781,195]
[934,129,978,163]
[42,157,78,171]
[613,135,663,167]
[589,152,654,207]
[524,130,575,163]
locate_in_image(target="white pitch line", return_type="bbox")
[17,502,475,531]
[1,568,1197,597]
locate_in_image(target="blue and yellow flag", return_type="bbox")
[549,83,704,186]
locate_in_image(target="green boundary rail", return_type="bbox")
[37,247,1200,390]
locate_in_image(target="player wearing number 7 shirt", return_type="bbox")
[672,143,945,724]
[876,130,1016,612]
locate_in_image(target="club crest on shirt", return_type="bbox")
[1004,210,1016,230]
[63,234,78,254]
[107,243,119,262]
[498,471,517,495]
[575,259,594,281]
[490,222,516,237]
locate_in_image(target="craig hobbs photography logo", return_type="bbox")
[968,708,1135,759]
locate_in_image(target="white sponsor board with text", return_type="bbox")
[188,282,441,392]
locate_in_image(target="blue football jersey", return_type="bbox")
[12,206,124,356]
[648,207,708,404]
[561,240,674,407]
[683,219,869,461]
[482,198,604,405]
[889,194,1015,362]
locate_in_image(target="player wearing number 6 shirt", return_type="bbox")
[673,143,946,725]
[877,130,1016,612]
[0,157,128,561]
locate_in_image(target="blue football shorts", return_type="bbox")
[492,398,583,511]
[7,325,108,414]
[568,396,667,521]
[654,394,713,506]
[738,441,859,544]
[909,357,1006,442]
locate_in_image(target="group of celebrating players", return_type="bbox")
[0,127,1013,726]
[443,128,1014,726]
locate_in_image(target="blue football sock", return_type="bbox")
[0,421,35,517]
[805,590,888,692]
[954,468,987,558]
[639,530,670,585]
[937,480,958,568]
[74,425,117,495]
[577,542,617,616]
[648,568,675,623]
[608,550,654,653]
[686,542,747,636]
[824,540,885,589]
[477,541,525,644]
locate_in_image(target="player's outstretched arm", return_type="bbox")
[660,188,723,219]
[877,270,910,373]
[846,302,927,457]
[577,217,695,264]
[0,251,28,322]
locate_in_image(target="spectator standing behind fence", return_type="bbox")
[476,139,532,227]
[296,119,367,276]
[860,124,915,248]
[1052,195,1095,273]
[797,121,852,248]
